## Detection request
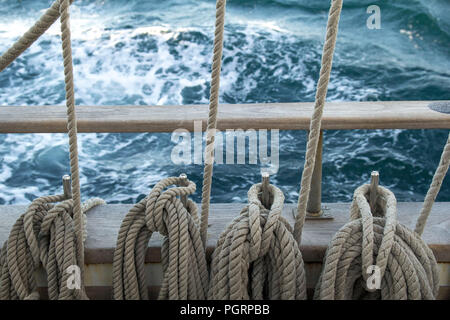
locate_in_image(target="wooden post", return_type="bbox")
[62,175,72,199]
[179,173,188,208]
[369,171,379,213]
[307,130,323,216]
[261,172,270,209]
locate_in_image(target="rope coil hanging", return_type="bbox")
[314,184,440,299]
[208,184,307,300]
[195,0,307,300]
[112,176,209,300]
[0,195,104,300]
[314,133,449,300]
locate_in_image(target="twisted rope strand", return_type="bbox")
[59,0,85,295]
[0,0,74,72]
[415,132,450,235]
[294,0,343,244]
[200,0,227,246]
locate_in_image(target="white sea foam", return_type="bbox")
[0,1,445,204]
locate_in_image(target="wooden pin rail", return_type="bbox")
[0,202,449,299]
[0,100,449,133]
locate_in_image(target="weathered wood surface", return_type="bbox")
[1,202,449,262]
[1,101,449,133]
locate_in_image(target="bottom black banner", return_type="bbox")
[0,300,447,319]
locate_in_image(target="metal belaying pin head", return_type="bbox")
[369,171,379,214]
[261,172,270,209]
[179,173,189,208]
[62,174,72,199]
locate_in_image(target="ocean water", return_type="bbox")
[0,0,449,205]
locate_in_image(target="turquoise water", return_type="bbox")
[0,0,449,204]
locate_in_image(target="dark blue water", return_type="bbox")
[0,0,449,205]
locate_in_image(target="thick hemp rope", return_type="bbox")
[206,0,345,300]
[314,185,440,300]
[111,0,227,299]
[199,0,227,247]
[293,0,343,244]
[415,133,450,236]
[208,184,307,300]
[0,0,74,72]
[0,195,104,300]
[315,133,449,300]
[112,177,209,300]
[59,0,85,290]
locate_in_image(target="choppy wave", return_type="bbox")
[0,0,448,204]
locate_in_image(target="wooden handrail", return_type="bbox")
[0,100,449,133]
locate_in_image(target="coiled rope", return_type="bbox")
[314,184,441,299]
[0,195,104,300]
[112,177,209,300]
[314,133,449,300]
[208,184,307,300]
[207,0,342,300]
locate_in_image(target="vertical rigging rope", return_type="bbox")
[293,0,343,244]
[59,0,85,297]
[200,0,227,246]
[415,132,450,236]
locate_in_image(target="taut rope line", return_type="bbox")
[415,133,450,236]
[293,0,343,244]
[199,0,227,247]
[0,0,74,72]
[59,0,85,294]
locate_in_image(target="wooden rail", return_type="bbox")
[1,202,449,299]
[0,101,449,133]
